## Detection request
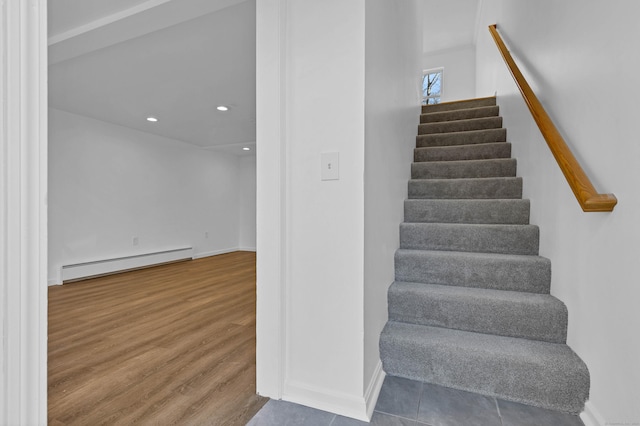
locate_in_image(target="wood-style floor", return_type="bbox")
[48,251,267,425]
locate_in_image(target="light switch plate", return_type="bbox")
[321,152,339,181]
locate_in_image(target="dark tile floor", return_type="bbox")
[247,376,585,426]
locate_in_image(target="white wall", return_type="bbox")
[49,108,253,284]
[257,0,370,420]
[423,45,476,102]
[476,2,640,424]
[283,0,367,418]
[238,155,256,250]
[363,0,422,412]
[255,0,285,401]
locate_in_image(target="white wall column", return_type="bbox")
[256,0,369,420]
[0,0,48,424]
[363,0,422,416]
[255,0,287,401]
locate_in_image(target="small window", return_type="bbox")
[422,68,443,105]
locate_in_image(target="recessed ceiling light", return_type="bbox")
[216,106,229,111]
[242,147,250,151]
[146,117,158,122]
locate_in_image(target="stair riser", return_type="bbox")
[404,199,530,224]
[408,177,523,200]
[411,159,516,179]
[399,223,539,255]
[419,117,503,135]
[422,97,496,114]
[380,323,589,414]
[415,143,511,162]
[420,106,499,123]
[388,282,567,343]
[417,128,507,148]
[394,250,551,293]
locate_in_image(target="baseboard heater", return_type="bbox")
[61,247,194,283]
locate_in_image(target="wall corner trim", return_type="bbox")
[364,361,386,419]
[580,400,605,426]
[0,0,49,423]
[192,248,240,259]
[236,247,257,252]
[283,379,369,422]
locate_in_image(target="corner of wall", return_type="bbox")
[283,379,370,422]
[472,0,485,47]
[364,361,386,418]
[580,401,605,426]
[48,278,62,287]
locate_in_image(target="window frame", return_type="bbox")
[422,67,444,105]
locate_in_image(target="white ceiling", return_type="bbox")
[49,0,477,154]
[49,0,151,36]
[48,0,256,155]
[422,0,480,54]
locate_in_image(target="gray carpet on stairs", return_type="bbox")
[421,96,496,113]
[411,158,517,179]
[388,281,567,343]
[418,116,503,135]
[380,96,589,415]
[408,177,523,199]
[414,142,512,162]
[399,223,539,255]
[403,199,530,224]
[380,322,589,414]
[420,105,499,123]
[395,249,551,293]
[416,128,507,147]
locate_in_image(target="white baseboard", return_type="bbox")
[50,247,254,284]
[192,247,248,259]
[61,247,193,282]
[284,379,369,421]
[580,400,605,426]
[364,361,386,418]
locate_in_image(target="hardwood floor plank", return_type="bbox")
[48,251,267,425]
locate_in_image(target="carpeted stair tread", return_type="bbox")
[399,223,539,255]
[420,105,499,123]
[419,116,503,135]
[394,249,551,293]
[379,321,589,414]
[421,97,496,114]
[416,128,506,148]
[408,177,523,199]
[411,158,516,179]
[404,199,530,224]
[414,142,512,162]
[388,282,567,343]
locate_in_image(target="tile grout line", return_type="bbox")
[495,397,505,426]
[415,381,425,421]
[377,412,431,425]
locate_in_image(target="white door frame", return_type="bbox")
[0,0,289,421]
[255,0,288,400]
[0,0,48,424]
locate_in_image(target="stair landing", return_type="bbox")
[247,376,585,425]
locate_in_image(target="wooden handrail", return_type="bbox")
[488,24,617,212]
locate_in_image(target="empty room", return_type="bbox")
[46,0,261,423]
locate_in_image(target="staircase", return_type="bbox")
[379,97,590,414]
